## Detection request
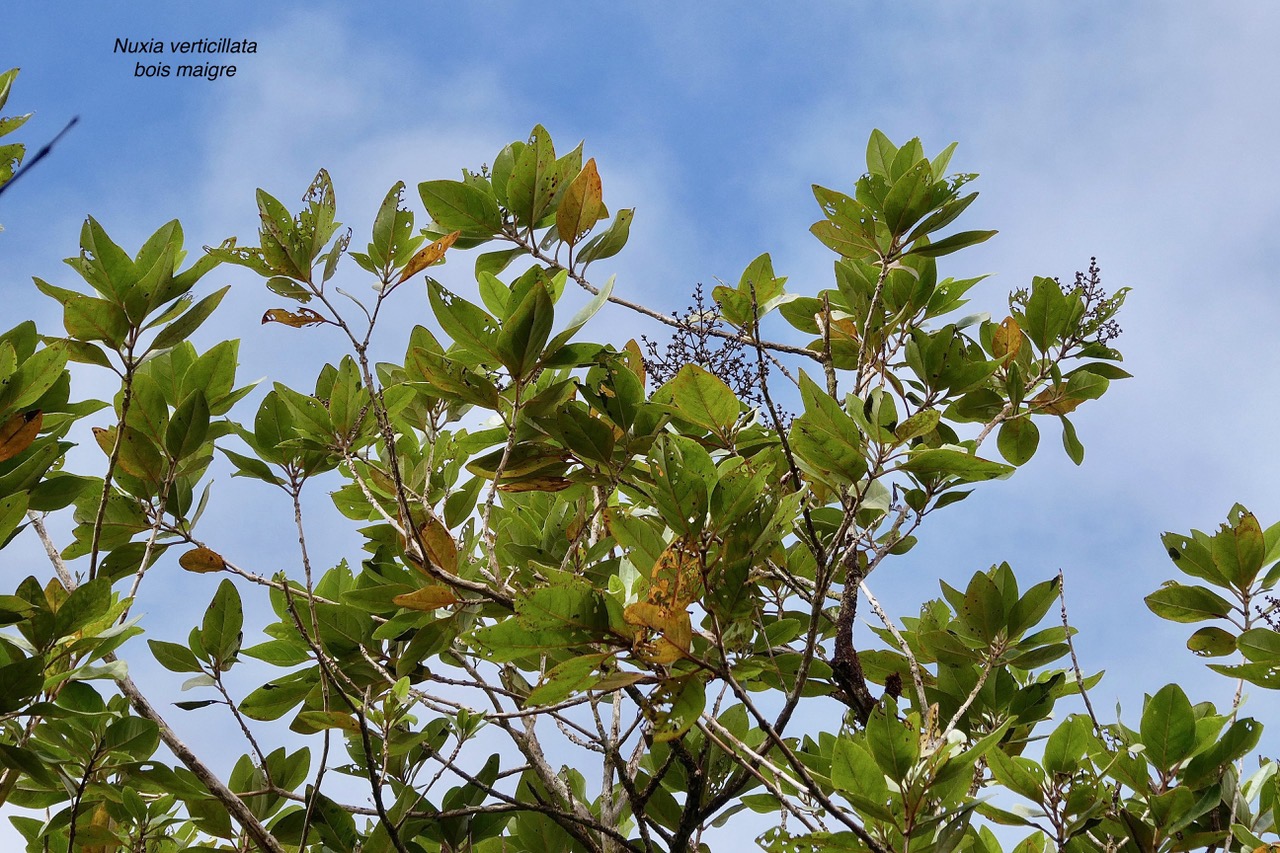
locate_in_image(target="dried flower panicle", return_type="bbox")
[641,283,768,406]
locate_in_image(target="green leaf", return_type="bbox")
[166,391,210,461]
[1139,683,1196,773]
[525,653,609,707]
[240,670,318,721]
[899,447,1013,483]
[0,491,29,544]
[997,417,1039,466]
[787,370,867,487]
[475,247,524,281]
[906,229,997,258]
[54,577,111,638]
[506,124,558,227]
[1144,583,1233,623]
[866,130,898,179]
[984,748,1045,804]
[1043,715,1092,776]
[651,676,706,743]
[0,343,68,415]
[577,208,634,268]
[653,363,740,443]
[1060,416,1084,465]
[496,281,555,379]
[1212,505,1266,590]
[544,275,614,355]
[104,717,160,760]
[865,700,917,783]
[895,408,939,443]
[1236,627,1280,664]
[148,285,230,352]
[148,639,204,674]
[427,281,502,363]
[1186,626,1237,657]
[0,656,44,713]
[831,738,892,820]
[418,180,502,237]
[201,578,243,669]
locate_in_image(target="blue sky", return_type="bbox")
[5,1,1280,844]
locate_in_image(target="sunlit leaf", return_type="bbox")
[397,230,460,284]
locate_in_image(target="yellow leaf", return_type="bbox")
[636,637,684,665]
[0,410,41,463]
[648,542,703,612]
[398,230,461,283]
[624,602,692,653]
[993,316,1022,359]
[556,158,604,246]
[261,307,329,328]
[393,584,459,611]
[179,547,227,573]
[404,515,459,575]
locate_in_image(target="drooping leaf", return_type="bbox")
[179,547,227,574]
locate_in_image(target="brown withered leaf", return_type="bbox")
[261,307,329,328]
[179,547,227,574]
[393,585,459,612]
[0,410,42,463]
[993,316,1022,360]
[398,231,461,284]
[497,476,574,493]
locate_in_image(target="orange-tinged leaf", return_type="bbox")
[179,547,227,574]
[398,230,461,283]
[0,410,42,463]
[393,585,459,611]
[556,158,604,246]
[993,316,1022,359]
[261,307,329,328]
[93,425,163,481]
[1030,386,1082,416]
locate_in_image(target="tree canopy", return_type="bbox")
[2,65,1280,852]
